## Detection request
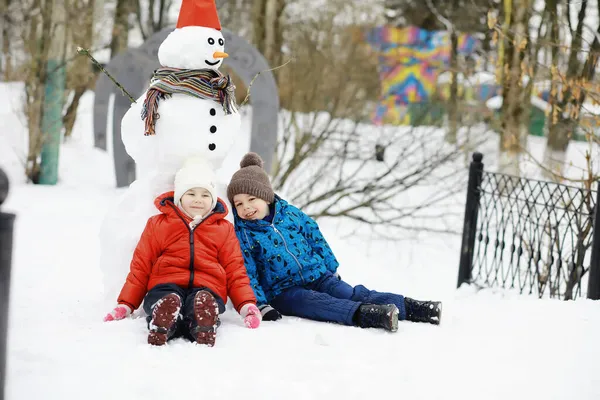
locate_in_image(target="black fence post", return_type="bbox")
[587,183,600,300]
[0,167,14,400]
[457,152,484,288]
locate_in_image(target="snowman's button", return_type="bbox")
[210,126,217,133]
[209,143,216,151]
[210,108,216,116]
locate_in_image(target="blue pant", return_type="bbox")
[142,283,226,341]
[270,272,406,325]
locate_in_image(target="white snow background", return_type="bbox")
[1,80,599,400]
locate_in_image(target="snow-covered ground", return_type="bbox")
[1,83,600,400]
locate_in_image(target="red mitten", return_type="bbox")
[103,304,132,322]
[240,304,261,329]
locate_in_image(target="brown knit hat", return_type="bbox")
[227,152,275,204]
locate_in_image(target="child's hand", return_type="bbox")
[240,304,261,329]
[259,304,282,321]
[103,304,132,322]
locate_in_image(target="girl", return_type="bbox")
[104,157,261,346]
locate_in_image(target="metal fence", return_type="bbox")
[457,153,600,300]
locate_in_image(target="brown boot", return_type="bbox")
[191,290,220,347]
[148,293,182,346]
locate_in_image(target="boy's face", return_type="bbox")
[180,187,213,218]
[233,193,270,221]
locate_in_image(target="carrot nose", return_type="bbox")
[213,51,229,59]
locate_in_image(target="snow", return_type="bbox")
[1,82,600,400]
[437,71,496,85]
[530,95,550,112]
[582,102,600,117]
[485,95,502,110]
[486,95,550,113]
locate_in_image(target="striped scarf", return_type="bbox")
[141,67,237,136]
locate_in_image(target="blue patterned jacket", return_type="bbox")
[233,196,339,304]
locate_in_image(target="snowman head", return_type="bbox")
[158,27,227,70]
[158,0,227,70]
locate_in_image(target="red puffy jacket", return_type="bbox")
[117,191,256,312]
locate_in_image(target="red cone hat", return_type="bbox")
[176,0,221,30]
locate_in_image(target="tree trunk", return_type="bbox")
[544,0,599,179]
[25,0,55,183]
[252,1,267,54]
[39,0,67,184]
[545,0,587,170]
[446,23,459,144]
[543,0,566,179]
[252,0,285,72]
[63,0,97,139]
[110,0,131,57]
[133,0,170,42]
[1,0,13,80]
[498,0,529,178]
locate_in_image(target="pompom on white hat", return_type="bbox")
[174,157,218,211]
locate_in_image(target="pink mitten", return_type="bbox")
[240,304,261,329]
[103,304,132,322]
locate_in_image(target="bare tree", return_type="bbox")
[269,0,472,235]
[543,0,600,177]
[18,0,58,182]
[251,0,286,70]
[217,0,252,37]
[496,0,531,177]
[110,0,133,57]
[62,0,98,139]
[134,0,173,41]
[385,0,493,145]
[1,0,14,80]
[6,0,98,181]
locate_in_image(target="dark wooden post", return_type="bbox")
[587,183,600,300]
[0,167,15,400]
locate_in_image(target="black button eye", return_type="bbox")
[208,143,216,151]
[210,108,216,116]
[208,37,215,45]
[218,38,224,46]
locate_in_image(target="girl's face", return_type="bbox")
[180,187,213,218]
[233,193,270,220]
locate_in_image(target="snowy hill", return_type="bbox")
[1,83,599,400]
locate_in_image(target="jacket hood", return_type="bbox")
[155,191,228,224]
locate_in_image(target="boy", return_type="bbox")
[227,152,442,332]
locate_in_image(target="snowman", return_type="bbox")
[99,0,242,302]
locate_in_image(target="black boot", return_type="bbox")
[354,304,399,332]
[404,298,442,325]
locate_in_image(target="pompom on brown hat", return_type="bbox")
[227,152,275,204]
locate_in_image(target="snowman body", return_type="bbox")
[100,21,242,302]
[121,93,240,176]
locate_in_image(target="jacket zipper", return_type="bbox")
[271,224,305,284]
[167,201,217,289]
[187,228,195,289]
[186,215,214,288]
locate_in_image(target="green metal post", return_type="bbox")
[39,59,66,185]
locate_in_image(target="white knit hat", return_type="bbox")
[174,156,218,210]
